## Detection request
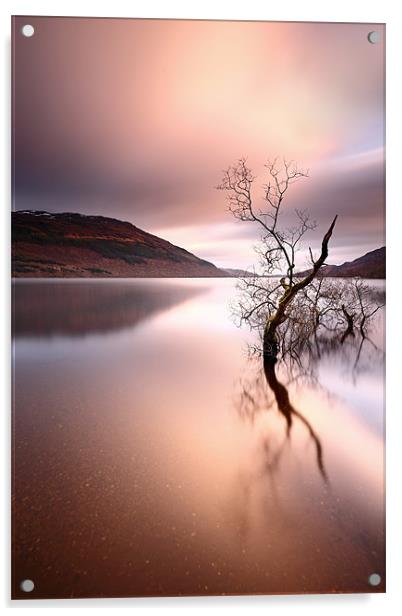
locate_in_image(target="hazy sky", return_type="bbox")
[13,17,385,268]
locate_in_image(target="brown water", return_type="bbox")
[12,278,385,599]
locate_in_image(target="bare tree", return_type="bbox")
[340,278,385,338]
[237,273,384,365]
[217,157,337,362]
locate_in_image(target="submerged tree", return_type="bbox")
[217,157,384,365]
[217,158,337,363]
[218,157,384,489]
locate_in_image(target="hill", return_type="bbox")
[12,210,227,278]
[296,246,385,279]
[224,268,256,277]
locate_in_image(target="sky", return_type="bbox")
[13,17,385,269]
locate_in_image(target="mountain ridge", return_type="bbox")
[296,246,385,279]
[12,210,228,278]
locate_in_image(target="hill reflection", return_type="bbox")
[12,280,205,338]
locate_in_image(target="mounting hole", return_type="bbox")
[367,31,379,44]
[20,579,34,593]
[368,573,381,586]
[21,24,35,38]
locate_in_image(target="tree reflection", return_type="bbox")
[263,356,327,481]
[234,297,384,486]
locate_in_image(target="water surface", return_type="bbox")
[12,278,385,598]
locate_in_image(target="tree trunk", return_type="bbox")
[263,215,337,363]
[340,304,355,343]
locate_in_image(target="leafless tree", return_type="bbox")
[218,158,385,365]
[237,274,384,366]
[218,159,385,492]
[217,157,337,362]
[339,277,385,338]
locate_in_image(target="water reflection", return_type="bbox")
[12,279,385,598]
[264,357,327,481]
[236,323,384,485]
[12,279,205,338]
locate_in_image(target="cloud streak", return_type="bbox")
[13,17,385,268]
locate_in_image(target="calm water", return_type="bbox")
[12,278,385,598]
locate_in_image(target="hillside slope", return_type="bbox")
[12,210,227,278]
[296,246,385,279]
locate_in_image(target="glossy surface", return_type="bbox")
[12,279,385,598]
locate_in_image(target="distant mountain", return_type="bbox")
[12,210,228,278]
[296,246,385,279]
[224,268,256,277]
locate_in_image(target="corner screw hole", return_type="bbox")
[20,579,34,592]
[368,573,381,586]
[367,31,379,44]
[21,24,35,38]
